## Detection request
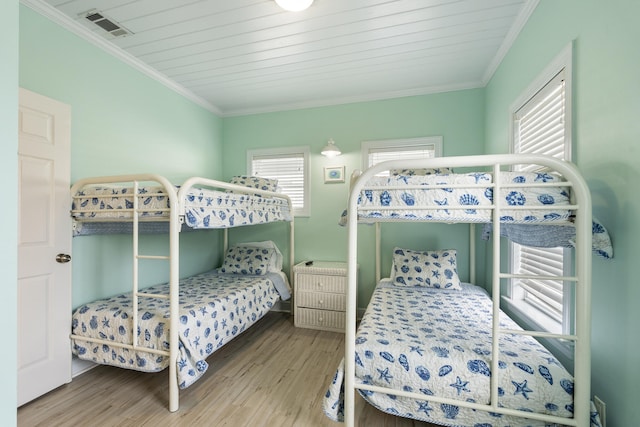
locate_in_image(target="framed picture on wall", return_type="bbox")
[324,166,345,183]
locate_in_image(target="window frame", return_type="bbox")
[247,146,310,217]
[361,136,443,172]
[505,43,573,341]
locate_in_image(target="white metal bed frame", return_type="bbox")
[344,154,592,427]
[69,174,295,412]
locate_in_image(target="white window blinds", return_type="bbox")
[368,147,436,168]
[251,153,305,211]
[513,244,565,322]
[512,68,569,329]
[363,137,442,176]
[514,69,568,167]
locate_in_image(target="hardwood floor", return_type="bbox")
[18,312,437,427]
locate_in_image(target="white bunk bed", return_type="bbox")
[324,154,607,426]
[69,174,294,412]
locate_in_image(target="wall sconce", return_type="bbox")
[321,138,342,157]
[275,0,313,12]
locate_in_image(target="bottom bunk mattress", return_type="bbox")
[324,281,597,426]
[71,270,290,389]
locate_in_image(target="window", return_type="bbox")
[247,146,310,217]
[362,137,443,174]
[508,45,572,335]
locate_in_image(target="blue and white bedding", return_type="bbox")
[324,281,601,426]
[71,184,292,230]
[71,270,290,389]
[341,171,572,224]
[481,218,614,260]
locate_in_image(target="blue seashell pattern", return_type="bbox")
[337,170,572,226]
[71,269,290,390]
[322,281,580,426]
[391,247,461,289]
[217,246,276,276]
[71,181,292,232]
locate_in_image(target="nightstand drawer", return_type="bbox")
[293,261,351,333]
[295,307,345,332]
[297,291,346,311]
[296,273,346,294]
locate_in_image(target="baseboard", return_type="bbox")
[72,356,98,378]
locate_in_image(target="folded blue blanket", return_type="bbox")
[481,218,613,259]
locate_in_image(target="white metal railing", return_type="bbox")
[343,154,591,427]
[69,173,181,411]
[70,174,294,413]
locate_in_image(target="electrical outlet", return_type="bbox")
[594,395,606,427]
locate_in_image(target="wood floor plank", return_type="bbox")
[18,312,437,427]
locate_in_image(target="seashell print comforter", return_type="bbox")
[324,281,602,426]
[340,171,572,224]
[71,270,290,389]
[71,184,292,229]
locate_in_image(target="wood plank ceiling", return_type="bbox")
[28,0,537,116]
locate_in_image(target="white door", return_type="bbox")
[17,88,72,406]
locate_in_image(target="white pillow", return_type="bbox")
[231,240,283,272]
[389,167,453,176]
[229,175,279,193]
[391,247,461,290]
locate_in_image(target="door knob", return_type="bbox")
[56,253,71,263]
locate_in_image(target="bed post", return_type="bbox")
[344,172,362,427]
[289,219,295,288]
[168,179,180,413]
[566,160,593,427]
[469,224,476,284]
[375,223,381,284]
[490,163,502,413]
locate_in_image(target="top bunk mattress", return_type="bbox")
[71,184,292,230]
[345,171,572,224]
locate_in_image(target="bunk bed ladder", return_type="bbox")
[129,180,181,412]
[490,163,589,427]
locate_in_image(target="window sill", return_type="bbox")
[501,296,574,363]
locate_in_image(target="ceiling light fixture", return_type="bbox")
[321,138,341,157]
[275,0,314,12]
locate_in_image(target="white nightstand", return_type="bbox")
[293,261,352,333]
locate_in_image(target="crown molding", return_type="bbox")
[220,81,484,117]
[20,0,222,116]
[20,0,534,118]
[482,0,540,85]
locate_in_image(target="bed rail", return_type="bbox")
[177,177,295,278]
[69,174,295,412]
[69,173,181,411]
[343,154,592,427]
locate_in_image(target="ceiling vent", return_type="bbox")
[84,11,131,38]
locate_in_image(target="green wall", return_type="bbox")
[485,1,640,425]
[8,1,639,426]
[1,1,18,423]
[222,91,486,305]
[19,5,225,306]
